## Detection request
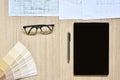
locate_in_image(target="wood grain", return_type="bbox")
[0,0,120,80]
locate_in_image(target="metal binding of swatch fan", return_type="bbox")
[0,42,37,80]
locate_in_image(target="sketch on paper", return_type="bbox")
[9,0,58,16]
[59,0,120,19]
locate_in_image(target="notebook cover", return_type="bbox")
[74,23,109,75]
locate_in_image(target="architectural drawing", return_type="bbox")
[9,0,58,16]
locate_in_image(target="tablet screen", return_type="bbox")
[74,23,109,75]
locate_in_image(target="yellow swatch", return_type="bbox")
[0,60,9,72]
[2,54,15,66]
[0,68,4,78]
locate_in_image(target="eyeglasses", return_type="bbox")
[23,24,54,35]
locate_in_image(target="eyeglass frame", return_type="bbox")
[23,24,54,35]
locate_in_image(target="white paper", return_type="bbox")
[9,0,59,16]
[59,0,120,19]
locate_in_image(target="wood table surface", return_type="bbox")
[0,0,120,80]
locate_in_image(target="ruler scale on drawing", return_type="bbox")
[0,42,37,80]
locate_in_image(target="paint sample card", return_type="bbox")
[0,42,37,80]
[74,23,109,75]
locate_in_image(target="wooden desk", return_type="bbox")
[0,0,120,80]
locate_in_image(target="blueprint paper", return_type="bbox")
[9,0,59,16]
[59,0,120,19]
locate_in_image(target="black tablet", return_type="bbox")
[74,23,109,75]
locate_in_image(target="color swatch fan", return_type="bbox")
[0,42,37,80]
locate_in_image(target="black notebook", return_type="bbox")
[74,23,109,75]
